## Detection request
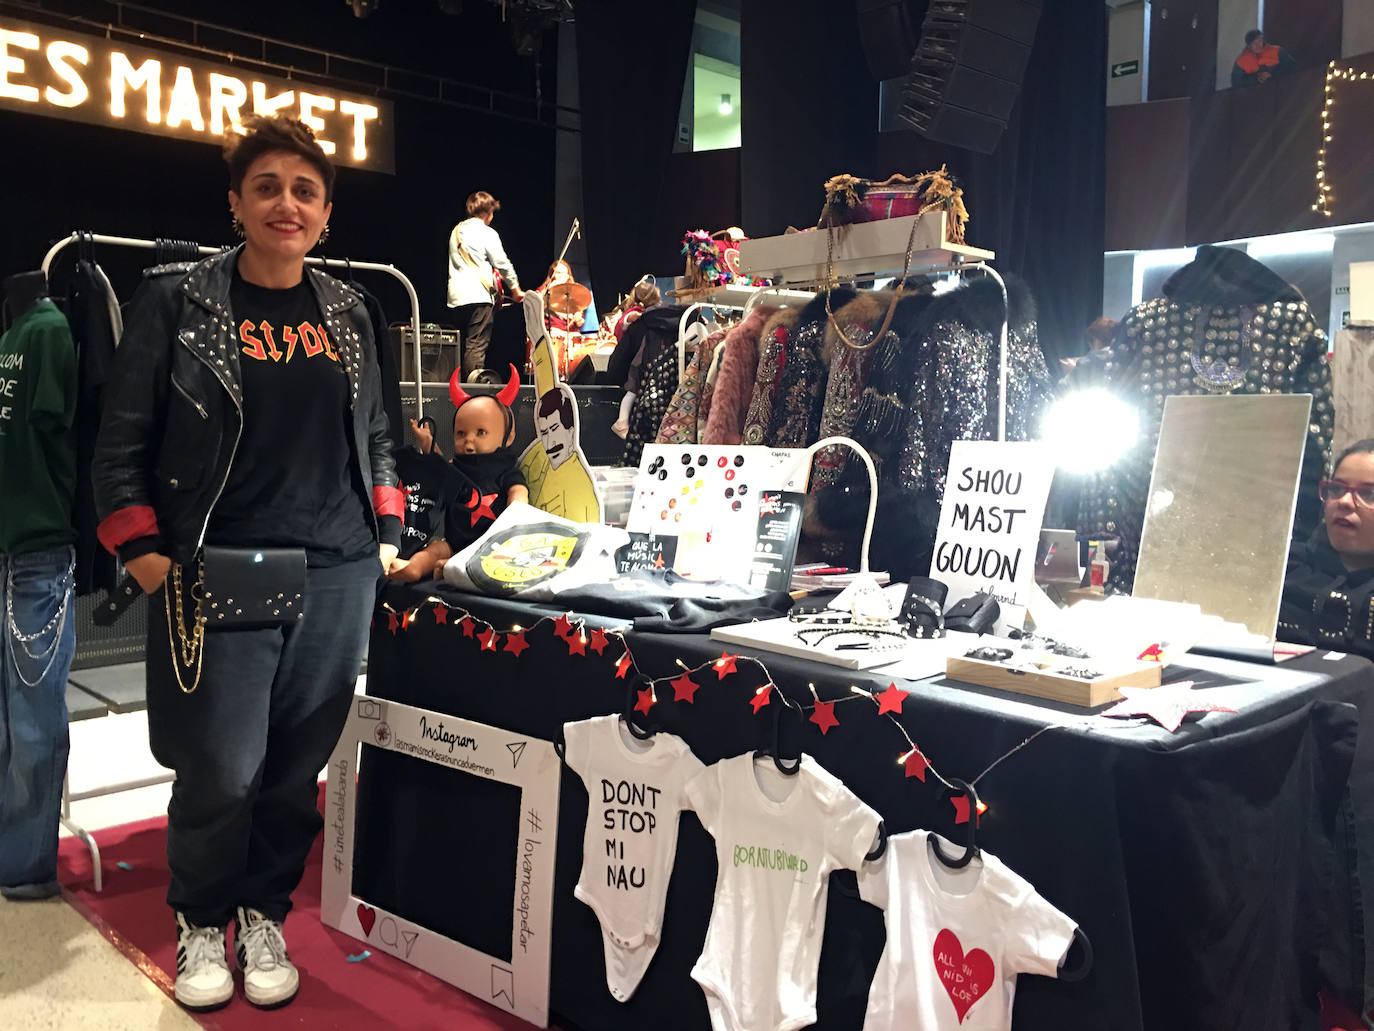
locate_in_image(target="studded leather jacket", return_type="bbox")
[92,247,403,565]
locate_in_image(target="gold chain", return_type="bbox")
[823,212,924,352]
[166,558,205,694]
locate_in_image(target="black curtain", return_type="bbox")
[740,1,880,236]
[575,1,697,307]
[741,0,1107,362]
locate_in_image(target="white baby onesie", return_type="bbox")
[684,753,882,1031]
[857,829,1077,1030]
[563,715,705,1002]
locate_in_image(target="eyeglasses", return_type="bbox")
[1318,478,1374,506]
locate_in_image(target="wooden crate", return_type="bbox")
[737,211,994,285]
[945,656,1163,707]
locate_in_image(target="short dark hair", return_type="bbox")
[1333,439,1374,474]
[224,114,336,202]
[1086,317,1118,347]
[467,191,500,218]
[537,389,574,428]
[1244,29,1264,45]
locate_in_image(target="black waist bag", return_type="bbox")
[201,546,307,628]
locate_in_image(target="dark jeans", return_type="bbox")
[146,554,379,927]
[0,546,75,888]
[452,301,494,379]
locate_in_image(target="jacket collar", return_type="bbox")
[179,244,362,318]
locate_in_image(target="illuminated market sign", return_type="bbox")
[0,17,395,173]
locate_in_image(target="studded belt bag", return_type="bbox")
[201,546,306,628]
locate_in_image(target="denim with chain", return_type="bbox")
[0,546,76,888]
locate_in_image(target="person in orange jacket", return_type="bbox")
[1232,30,1296,88]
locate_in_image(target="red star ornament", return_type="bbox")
[566,632,587,657]
[951,795,988,826]
[588,629,609,655]
[433,606,449,625]
[750,685,772,714]
[902,748,930,781]
[634,687,655,716]
[614,652,633,679]
[553,613,575,639]
[713,652,739,680]
[460,617,475,639]
[477,627,497,650]
[671,672,700,703]
[467,489,499,527]
[876,683,908,715]
[386,612,400,634]
[810,700,840,735]
[503,631,529,656]
[1100,681,1235,733]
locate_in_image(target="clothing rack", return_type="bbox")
[738,261,1012,441]
[40,231,427,414]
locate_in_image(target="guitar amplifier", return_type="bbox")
[394,325,461,383]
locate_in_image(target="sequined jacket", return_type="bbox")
[92,246,403,565]
[1075,248,1333,591]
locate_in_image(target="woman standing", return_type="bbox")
[93,115,403,1012]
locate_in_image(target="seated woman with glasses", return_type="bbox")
[1280,439,1374,654]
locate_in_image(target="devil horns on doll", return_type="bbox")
[449,365,521,410]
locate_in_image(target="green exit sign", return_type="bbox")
[1112,60,1140,79]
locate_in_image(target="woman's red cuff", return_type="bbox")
[372,484,405,519]
[97,506,160,554]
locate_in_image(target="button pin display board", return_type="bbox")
[627,445,801,586]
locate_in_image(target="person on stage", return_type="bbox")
[447,191,524,383]
[536,260,587,333]
[92,114,404,1013]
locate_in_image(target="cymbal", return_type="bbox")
[546,281,592,316]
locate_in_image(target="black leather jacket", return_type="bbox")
[92,247,401,565]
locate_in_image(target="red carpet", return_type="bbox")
[56,788,540,1031]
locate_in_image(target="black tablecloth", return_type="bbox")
[356,584,1368,1031]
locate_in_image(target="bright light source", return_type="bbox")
[718,93,733,115]
[1040,388,1140,473]
[1245,231,1335,259]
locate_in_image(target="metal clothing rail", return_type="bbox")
[41,231,426,415]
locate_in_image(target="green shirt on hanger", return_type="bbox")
[0,299,77,554]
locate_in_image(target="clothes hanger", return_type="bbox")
[1058,927,1094,982]
[620,674,660,741]
[931,778,980,869]
[753,691,803,775]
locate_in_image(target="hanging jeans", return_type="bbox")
[145,553,379,928]
[0,545,76,889]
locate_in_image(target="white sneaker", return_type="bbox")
[234,906,299,1007]
[174,913,233,1010]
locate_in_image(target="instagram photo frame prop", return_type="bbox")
[323,696,561,1027]
[517,289,604,523]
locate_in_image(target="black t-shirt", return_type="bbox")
[442,446,526,552]
[206,272,374,562]
[393,446,455,559]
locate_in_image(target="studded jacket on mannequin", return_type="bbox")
[1075,246,1334,592]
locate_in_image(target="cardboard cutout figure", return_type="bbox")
[518,290,604,522]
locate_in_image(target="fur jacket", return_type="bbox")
[701,305,776,446]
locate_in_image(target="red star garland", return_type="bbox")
[1100,681,1235,733]
[477,627,497,651]
[566,632,587,657]
[614,652,633,679]
[386,612,400,634]
[750,686,772,714]
[875,683,908,716]
[713,652,739,680]
[671,672,700,703]
[504,631,530,657]
[467,489,499,526]
[433,606,449,625]
[460,617,475,639]
[902,748,930,781]
[810,700,840,735]
[951,795,988,826]
[553,613,575,640]
[588,629,609,655]
[634,687,655,716]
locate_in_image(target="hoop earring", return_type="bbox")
[318,224,331,244]
[230,215,245,239]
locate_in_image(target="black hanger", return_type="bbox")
[864,820,888,862]
[753,692,803,775]
[931,778,980,869]
[1058,927,1093,982]
[620,674,660,741]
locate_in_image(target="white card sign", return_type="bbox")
[929,440,1056,634]
[322,697,560,1027]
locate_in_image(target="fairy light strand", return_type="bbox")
[1314,61,1373,217]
